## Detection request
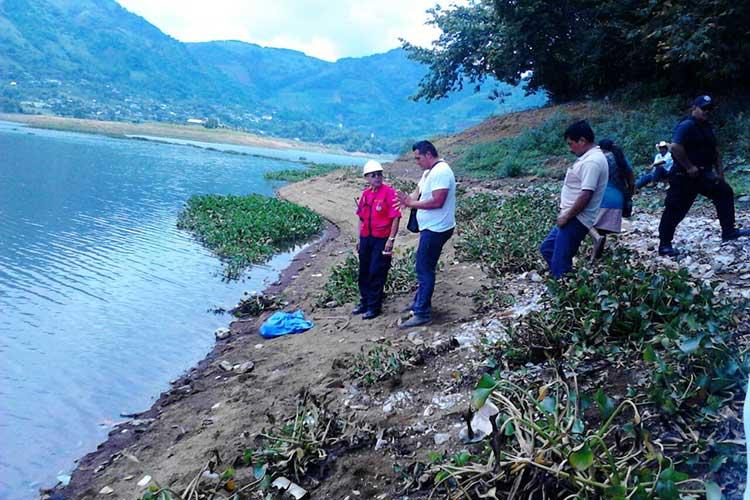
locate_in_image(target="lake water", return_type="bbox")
[0,121,365,499]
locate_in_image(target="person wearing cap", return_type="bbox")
[395,140,456,328]
[352,160,401,319]
[635,141,673,189]
[657,95,749,256]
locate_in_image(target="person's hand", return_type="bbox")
[556,213,570,227]
[394,190,411,209]
[383,239,394,255]
[686,165,700,178]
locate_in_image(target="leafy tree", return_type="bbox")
[404,0,750,102]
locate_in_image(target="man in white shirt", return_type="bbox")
[540,120,609,278]
[395,140,456,328]
[635,140,674,189]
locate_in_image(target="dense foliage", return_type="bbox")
[177,194,323,280]
[404,0,750,102]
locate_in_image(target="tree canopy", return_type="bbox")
[403,0,750,102]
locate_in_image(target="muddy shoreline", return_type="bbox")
[48,221,339,499]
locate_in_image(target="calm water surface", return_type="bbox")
[0,121,364,499]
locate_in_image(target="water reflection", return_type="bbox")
[0,122,360,499]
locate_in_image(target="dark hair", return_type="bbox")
[563,120,595,143]
[412,140,438,157]
[599,139,632,188]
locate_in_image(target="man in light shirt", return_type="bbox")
[540,120,609,278]
[395,140,456,328]
[635,140,674,189]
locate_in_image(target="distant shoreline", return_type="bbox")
[0,113,366,157]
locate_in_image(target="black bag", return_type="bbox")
[407,208,419,233]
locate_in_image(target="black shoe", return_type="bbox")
[723,228,750,242]
[362,309,380,320]
[658,245,681,257]
[351,304,367,315]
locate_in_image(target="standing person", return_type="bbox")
[635,141,673,189]
[590,139,635,259]
[395,140,456,328]
[352,160,401,319]
[540,120,609,278]
[658,95,749,256]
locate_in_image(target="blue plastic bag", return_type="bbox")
[259,310,314,338]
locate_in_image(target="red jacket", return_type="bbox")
[356,184,401,238]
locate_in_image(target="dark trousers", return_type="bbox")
[539,218,589,279]
[358,236,392,312]
[411,228,454,318]
[658,175,735,247]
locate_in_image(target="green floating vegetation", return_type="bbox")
[177,194,323,280]
[264,162,356,182]
[455,189,558,275]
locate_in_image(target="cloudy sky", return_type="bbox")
[115,0,453,62]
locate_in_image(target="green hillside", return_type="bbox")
[0,0,546,152]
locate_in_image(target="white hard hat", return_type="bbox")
[362,159,383,176]
[656,141,669,149]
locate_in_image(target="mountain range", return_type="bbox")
[0,0,546,152]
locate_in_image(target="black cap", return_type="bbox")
[693,95,714,109]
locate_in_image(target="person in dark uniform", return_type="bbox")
[657,95,749,256]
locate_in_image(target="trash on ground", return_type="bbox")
[259,310,314,338]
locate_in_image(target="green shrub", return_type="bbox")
[455,191,558,274]
[177,194,323,280]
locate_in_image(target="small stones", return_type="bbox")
[137,475,152,487]
[434,433,451,445]
[236,361,255,373]
[98,486,114,495]
[219,361,234,372]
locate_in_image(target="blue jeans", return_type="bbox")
[539,218,589,279]
[412,228,454,318]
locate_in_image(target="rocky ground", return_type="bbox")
[47,108,750,500]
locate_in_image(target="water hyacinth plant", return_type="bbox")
[177,194,323,280]
[456,191,558,274]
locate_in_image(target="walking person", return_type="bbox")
[590,139,635,260]
[352,160,401,319]
[540,120,609,278]
[635,141,673,190]
[658,95,749,256]
[395,140,456,328]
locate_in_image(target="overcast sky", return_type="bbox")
[115,0,454,62]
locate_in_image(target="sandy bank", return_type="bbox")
[0,113,359,156]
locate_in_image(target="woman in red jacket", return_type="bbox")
[352,160,401,319]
